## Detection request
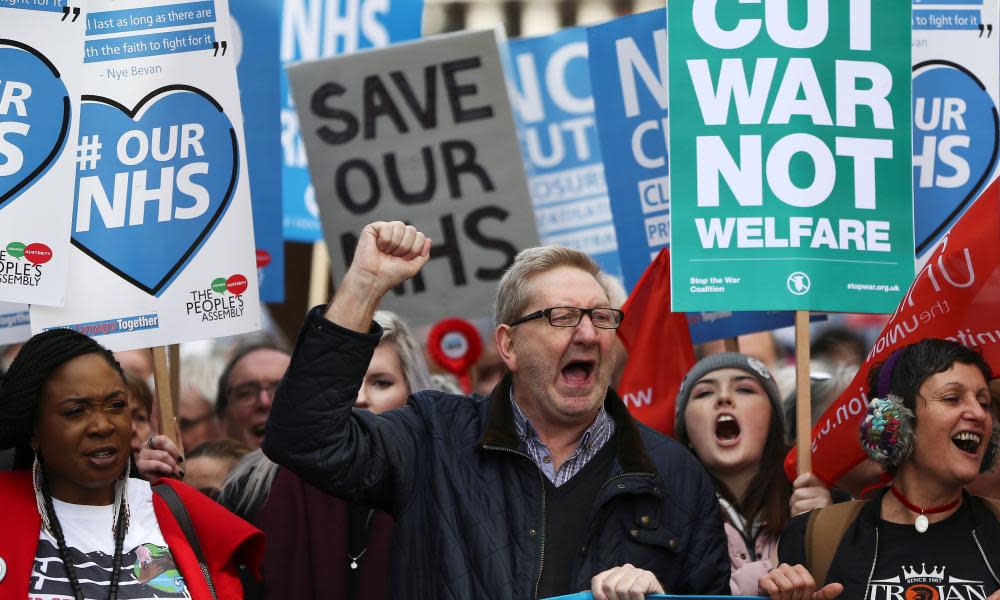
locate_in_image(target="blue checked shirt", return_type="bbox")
[509,391,615,487]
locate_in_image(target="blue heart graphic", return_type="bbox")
[912,61,999,255]
[72,85,239,296]
[0,40,71,208]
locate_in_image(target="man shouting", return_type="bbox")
[264,221,729,599]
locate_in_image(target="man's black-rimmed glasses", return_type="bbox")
[507,306,624,330]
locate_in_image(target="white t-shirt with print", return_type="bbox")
[31,478,190,599]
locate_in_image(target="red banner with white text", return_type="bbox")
[787,179,1000,484]
[617,249,695,436]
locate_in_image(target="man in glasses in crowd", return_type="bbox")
[264,221,729,600]
[218,344,290,449]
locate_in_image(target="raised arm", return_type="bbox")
[325,221,431,331]
[263,222,431,511]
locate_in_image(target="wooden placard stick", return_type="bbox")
[309,240,331,308]
[152,346,178,447]
[723,337,740,353]
[168,344,180,414]
[795,310,812,475]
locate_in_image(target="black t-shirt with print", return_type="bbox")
[866,501,999,600]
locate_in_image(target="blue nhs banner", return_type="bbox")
[507,28,622,281]
[280,0,423,242]
[587,10,668,292]
[587,10,800,343]
[232,0,285,302]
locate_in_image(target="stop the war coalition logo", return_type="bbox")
[0,39,71,208]
[72,85,238,296]
[0,240,52,287]
[185,273,246,322]
[912,61,999,255]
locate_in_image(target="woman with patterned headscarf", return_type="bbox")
[761,338,1000,600]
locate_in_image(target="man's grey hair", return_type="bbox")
[494,246,608,327]
[180,355,225,408]
[599,273,627,310]
[374,309,433,393]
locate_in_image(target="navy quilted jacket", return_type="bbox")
[263,309,730,599]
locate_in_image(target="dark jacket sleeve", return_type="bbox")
[262,307,424,513]
[777,511,810,565]
[679,460,732,595]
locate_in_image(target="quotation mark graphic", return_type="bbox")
[75,136,102,172]
[61,6,81,22]
[212,41,228,56]
[978,24,994,37]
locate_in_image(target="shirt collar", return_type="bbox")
[508,388,611,450]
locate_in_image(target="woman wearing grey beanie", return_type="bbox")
[675,352,831,595]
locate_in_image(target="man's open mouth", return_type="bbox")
[561,360,595,385]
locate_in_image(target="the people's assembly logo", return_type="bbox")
[185,274,247,322]
[868,564,989,600]
[0,241,52,287]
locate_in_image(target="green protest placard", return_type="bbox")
[668,0,913,313]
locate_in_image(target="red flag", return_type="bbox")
[786,178,1000,484]
[616,248,695,436]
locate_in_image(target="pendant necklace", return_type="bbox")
[890,485,961,533]
[348,548,367,570]
[347,508,375,571]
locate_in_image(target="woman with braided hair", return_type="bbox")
[0,329,263,599]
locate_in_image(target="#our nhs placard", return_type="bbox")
[912,0,999,258]
[31,0,261,351]
[231,0,284,303]
[507,28,622,281]
[0,301,31,345]
[587,9,801,343]
[287,29,540,326]
[280,0,424,242]
[0,2,85,306]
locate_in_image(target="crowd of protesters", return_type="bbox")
[1,220,998,600]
